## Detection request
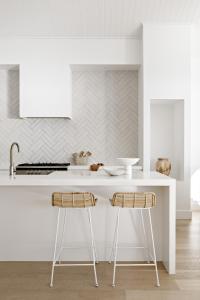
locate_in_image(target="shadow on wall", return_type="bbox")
[7,70,19,119]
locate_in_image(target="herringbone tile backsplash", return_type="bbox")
[0,69,138,169]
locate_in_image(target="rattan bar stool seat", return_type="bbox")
[52,192,97,208]
[110,192,156,208]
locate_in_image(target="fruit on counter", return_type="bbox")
[90,163,104,171]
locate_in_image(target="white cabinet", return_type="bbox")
[20,63,72,118]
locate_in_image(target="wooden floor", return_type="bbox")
[1,213,200,300]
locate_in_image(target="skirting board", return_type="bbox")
[176,210,192,219]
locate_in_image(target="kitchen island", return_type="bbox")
[0,170,176,274]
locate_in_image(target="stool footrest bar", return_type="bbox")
[116,263,156,267]
[62,246,91,249]
[54,263,94,267]
[117,246,145,249]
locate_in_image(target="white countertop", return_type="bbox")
[68,165,143,170]
[0,169,175,186]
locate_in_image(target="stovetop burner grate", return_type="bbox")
[17,163,70,168]
[16,162,70,175]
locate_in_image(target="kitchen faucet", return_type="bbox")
[9,142,20,176]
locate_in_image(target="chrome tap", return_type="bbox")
[9,142,20,176]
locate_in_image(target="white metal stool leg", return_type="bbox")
[140,209,151,263]
[148,208,160,287]
[87,209,99,264]
[93,241,99,264]
[112,207,121,287]
[109,213,118,263]
[87,208,99,287]
[58,208,67,264]
[50,208,61,287]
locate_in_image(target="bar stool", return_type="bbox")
[50,192,99,287]
[109,192,160,287]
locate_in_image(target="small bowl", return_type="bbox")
[103,168,124,176]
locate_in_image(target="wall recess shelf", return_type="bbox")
[150,99,184,181]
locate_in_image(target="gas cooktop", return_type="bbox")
[16,163,70,175]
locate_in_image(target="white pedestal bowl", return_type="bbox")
[117,158,140,175]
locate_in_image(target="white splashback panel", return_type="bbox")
[0,70,138,168]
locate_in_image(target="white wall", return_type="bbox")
[142,24,191,217]
[0,37,139,65]
[143,25,190,99]
[191,25,200,175]
[190,24,200,206]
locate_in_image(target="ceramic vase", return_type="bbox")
[156,158,171,176]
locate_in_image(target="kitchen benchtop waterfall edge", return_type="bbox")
[0,170,176,186]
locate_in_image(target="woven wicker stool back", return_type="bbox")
[111,192,156,208]
[52,192,96,208]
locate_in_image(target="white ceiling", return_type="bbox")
[0,0,200,37]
